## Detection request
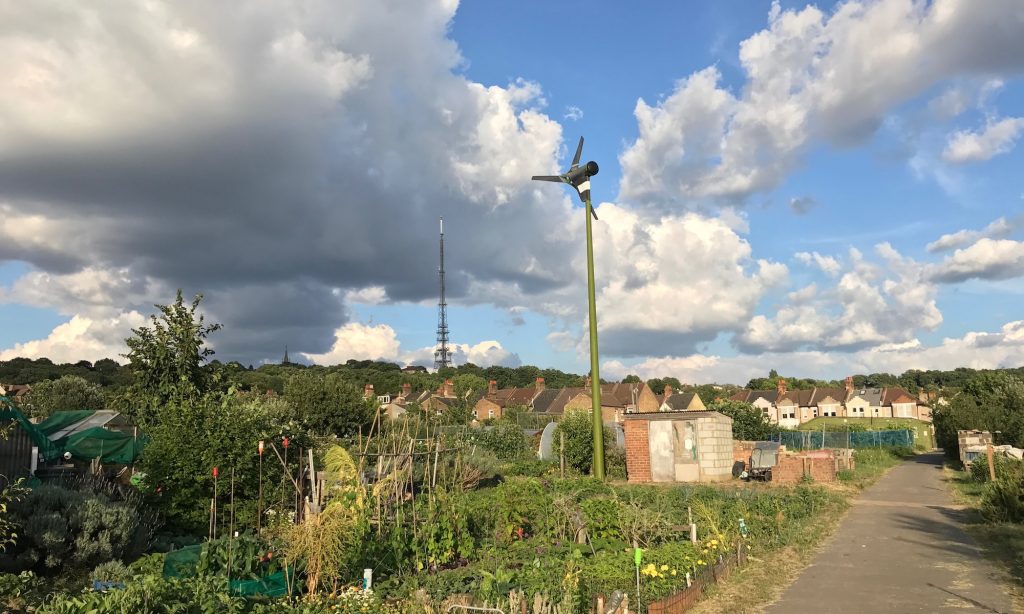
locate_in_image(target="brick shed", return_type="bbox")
[623,411,734,483]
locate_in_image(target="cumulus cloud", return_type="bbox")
[927,217,1014,252]
[0,311,145,363]
[930,238,1024,283]
[738,244,941,353]
[618,0,1024,208]
[0,0,578,363]
[794,251,840,277]
[397,340,521,369]
[606,319,1024,384]
[564,106,583,121]
[943,116,1024,163]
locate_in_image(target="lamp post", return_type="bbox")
[532,137,605,479]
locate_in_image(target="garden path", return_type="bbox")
[764,452,1014,613]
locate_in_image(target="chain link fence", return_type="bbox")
[770,428,914,450]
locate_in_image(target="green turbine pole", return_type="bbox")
[584,195,605,480]
[531,136,604,479]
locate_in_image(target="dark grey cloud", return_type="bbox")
[0,1,580,364]
[788,196,817,215]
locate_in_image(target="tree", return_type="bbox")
[284,371,373,437]
[21,375,105,418]
[123,290,221,413]
[452,373,487,398]
[554,411,615,474]
[622,374,642,384]
[707,399,774,441]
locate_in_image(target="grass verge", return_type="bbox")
[944,464,1024,610]
[688,448,909,613]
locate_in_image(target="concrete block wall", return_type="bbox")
[696,417,735,481]
[624,419,651,483]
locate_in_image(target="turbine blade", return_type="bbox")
[531,175,563,183]
[571,136,584,169]
[591,206,599,221]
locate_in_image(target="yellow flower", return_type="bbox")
[660,564,669,571]
[697,559,705,565]
[671,569,677,576]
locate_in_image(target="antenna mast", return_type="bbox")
[434,217,452,370]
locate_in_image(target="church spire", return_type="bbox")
[282,345,291,364]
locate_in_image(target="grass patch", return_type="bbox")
[798,417,934,449]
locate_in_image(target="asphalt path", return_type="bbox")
[765,452,1015,613]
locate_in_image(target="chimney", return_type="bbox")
[845,376,854,394]
[488,379,497,395]
[663,384,673,398]
[402,382,411,398]
[443,379,454,397]
[363,383,374,399]
[776,379,787,396]
[535,377,545,392]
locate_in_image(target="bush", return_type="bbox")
[0,482,157,574]
[21,375,105,419]
[501,459,557,477]
[554,412,618,475]
[970,454,1022,483]
[476,422,531,461]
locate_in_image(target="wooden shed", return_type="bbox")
[623,411,734,483]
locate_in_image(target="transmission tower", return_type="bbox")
[434,217,452,370]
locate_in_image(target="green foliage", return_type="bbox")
[0,482,156,574]
[706,399,774,441]
[934,372,1024,456]
[475,422,531,461]
[580,498,623,542]
[284,371,373,437]
[500,459,557,477]
[553,411,616,475]
[139,390,300,533]
[123,290,222,415]
[37,574,248,614]
[22,375,106,419]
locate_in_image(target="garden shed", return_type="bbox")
[623,411,734,483]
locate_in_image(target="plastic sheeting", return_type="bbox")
[37,410,96,437]
[63,426,146,464]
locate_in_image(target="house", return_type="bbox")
[0,384,31,406]
[623,410,734,483]
[729,376,932,427]
[562,380,659,424]
[658,389,706,412]
[473,378,549,421]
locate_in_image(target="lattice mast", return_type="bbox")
[434,217,452,370]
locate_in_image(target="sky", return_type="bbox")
[2,0,1024,384]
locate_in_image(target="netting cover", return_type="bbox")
[37,410,96,437]
[0,398,61,461]
[63,426,146,464]
[770,428,914,450]
[163,545,292,597]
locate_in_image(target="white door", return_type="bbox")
[649,421,674,482]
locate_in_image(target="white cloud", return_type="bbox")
[739,243,941,352]
[0,311,144,363]
[943,116,1024,163]
[930,238,1024,282]
[607,319,1024,384]
[301,322,519,368]
[564,105,583,121]
[302,322,401,363]
[927,217,1014,252]
[619,0,1024,208]
[794,251,841,277]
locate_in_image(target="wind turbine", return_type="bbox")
[531,136,605,479]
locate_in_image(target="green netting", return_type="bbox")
[0,397,62,461]
[770,428,914,450]
[63,427,147,464]
[163,544,202,578]
[230,571,291,597]
[37,410,96,437]
[163,545,293,597]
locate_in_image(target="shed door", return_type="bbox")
[649,420,674,482]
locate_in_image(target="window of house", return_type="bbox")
[812,408,819,418]
[488,409,494,419]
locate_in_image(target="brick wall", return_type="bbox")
[733,441,756,470]
[624,419,651,483]
[772,453,837,484]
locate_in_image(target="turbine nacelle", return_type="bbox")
[530,137,599,219]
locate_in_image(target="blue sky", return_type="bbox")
[2,0,1024,383]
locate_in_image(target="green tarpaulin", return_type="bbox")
[163,544,292,597]
[0,397,61,461]
[37,410,97,437]
[63,427,146,464]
